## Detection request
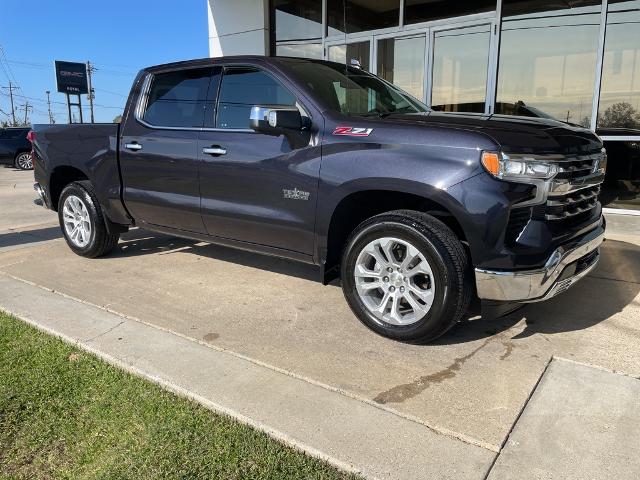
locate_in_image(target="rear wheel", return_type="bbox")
[58,181,119,258]
[14,152,33,170]
[341,210,471,343]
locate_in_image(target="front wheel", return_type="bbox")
[58,181,119,258]
[341,210,471,343]
[14,152,33,170]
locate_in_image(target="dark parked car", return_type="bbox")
[0,127,32,169]
[30,56,606,342]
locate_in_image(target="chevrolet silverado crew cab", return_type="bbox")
[30,56,606,343]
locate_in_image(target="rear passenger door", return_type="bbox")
[119,67,219,233]
[197,65,322,256]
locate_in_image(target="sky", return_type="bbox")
[0,0,209,124]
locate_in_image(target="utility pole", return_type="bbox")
[86,61,96,123]
[1,82,17,126]
[22,101,32,125]
[45,90,55,124]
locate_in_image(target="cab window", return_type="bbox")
[143,68,214,128]
[216,67,296,129]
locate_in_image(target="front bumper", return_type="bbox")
[475,222,605,302]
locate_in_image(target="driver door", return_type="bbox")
[197,65,321,256]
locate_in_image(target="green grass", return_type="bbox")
[0,312,357,480]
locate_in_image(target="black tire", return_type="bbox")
[14,151,33,170]
[57,181,120,258]
[341,210,471,343]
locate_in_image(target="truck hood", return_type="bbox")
[378,112,602,154]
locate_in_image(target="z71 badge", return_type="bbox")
[332,126,373,137]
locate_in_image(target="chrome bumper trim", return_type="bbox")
[475,224,605,302]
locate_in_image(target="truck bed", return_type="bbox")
[31,123,130,225]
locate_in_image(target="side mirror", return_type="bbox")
[250,106,302,136]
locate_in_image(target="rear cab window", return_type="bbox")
[141,67,220,128]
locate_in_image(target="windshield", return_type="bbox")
[281,61,429,117]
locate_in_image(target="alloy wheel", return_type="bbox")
[16,152,33,170]
[62,195,92,248]
[354,236,436,326]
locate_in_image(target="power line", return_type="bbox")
[3,60,49,70]
[94,87,127,97]
[0,45,23,94]
[4,58,137,77]
[9,91,123,109]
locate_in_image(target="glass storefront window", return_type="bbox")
[328,41,371,71]
[431,25,491,113]
[600,138,640,210]
[598,1,640,211]
[377,36,426,101]
[597,0,640,132]
[404,0,495,26]
[496,1,601,126]
[326,0,400,35]
[273,0,322,41]
[276,43,323,59]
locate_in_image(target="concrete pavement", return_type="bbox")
[0,165,58,231]
[488,358,640,480]
[0,274,495,479]
[2,166,640,478]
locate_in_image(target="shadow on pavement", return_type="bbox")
[106,229,640,343]
[0,226,62,249]
[110,228,322,282]
[440,238,640,344]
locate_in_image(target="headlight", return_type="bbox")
[481,152,558,181]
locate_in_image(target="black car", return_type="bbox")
[0,127,33,169]
[30,57,606,343]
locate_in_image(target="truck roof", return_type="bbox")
[144,55,314,73]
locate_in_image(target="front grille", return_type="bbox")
[544,185,600,220]
[553,151,601,180]
[533,185,600,232]
[531,149,604,233]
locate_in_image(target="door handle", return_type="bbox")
[125,142,142,151]
[202,146,227,156]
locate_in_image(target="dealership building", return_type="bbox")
[208,0,640,214]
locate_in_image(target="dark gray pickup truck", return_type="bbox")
[30,56,606,342]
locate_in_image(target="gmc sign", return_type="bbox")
[54,60,88,94]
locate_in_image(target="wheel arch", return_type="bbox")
[49,166,90,211]
[14,147,31,157]
[320,186,469,284]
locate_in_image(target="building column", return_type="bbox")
[207,0,270,57]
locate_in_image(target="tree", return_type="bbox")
[598,102,640,129]
[113,115,122,123]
